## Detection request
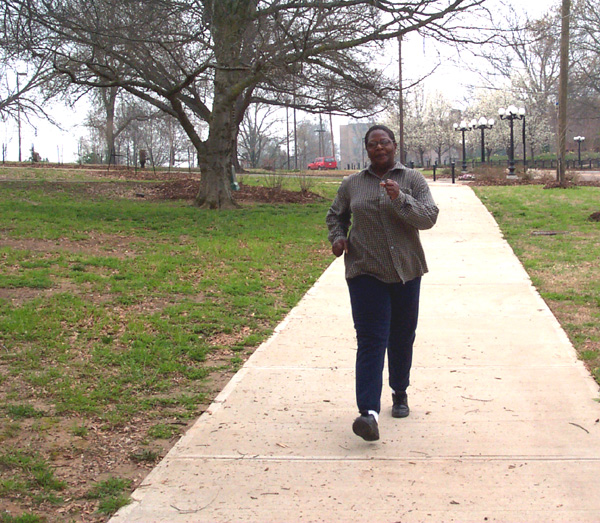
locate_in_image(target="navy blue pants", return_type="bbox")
[347,275,421,414]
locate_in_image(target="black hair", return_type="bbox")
[364,125,396,147]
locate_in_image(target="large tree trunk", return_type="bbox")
[195,152,237,209]
[168,85,240,209]
[193,1,254,209]
[194,82,238,209]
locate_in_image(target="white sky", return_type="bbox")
[2,0,558,164]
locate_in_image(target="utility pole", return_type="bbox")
[16,72,27,162]
[329,112,335,158]
[293,85,298,170]
[286,105,290,170]
[398,33,405,164]
[557,0,571,186]
[317,113,325,157]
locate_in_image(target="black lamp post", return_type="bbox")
[522,115,527,170]
[453,120,471,173]
[574,136,585,166]
[498,105,525,178]
[469,117,495,163]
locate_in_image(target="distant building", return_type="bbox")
[339,122,372,170]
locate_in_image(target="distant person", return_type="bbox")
[326,124,439,441]
[139,149,147,169]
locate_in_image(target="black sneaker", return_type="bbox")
[392,391,409,418]
[352,413,379,441]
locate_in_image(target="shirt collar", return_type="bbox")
[366,161,406,178]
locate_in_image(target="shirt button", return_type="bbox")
[391,246,395,250]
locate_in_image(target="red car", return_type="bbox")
[308,156,337,170]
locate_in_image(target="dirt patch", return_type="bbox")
[2,413,195,521]
[0,235,139,258]
[0,281,87,307]
[1,364,240,523]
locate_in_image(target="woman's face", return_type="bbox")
[366,129,397,173]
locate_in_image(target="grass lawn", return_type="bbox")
[0,168,338,522]
[473,184,600,381]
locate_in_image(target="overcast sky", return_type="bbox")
[3,0,559,164]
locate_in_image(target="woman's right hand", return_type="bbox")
[332,238,348,257]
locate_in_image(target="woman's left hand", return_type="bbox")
[380,179,400,200]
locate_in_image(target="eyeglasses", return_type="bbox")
[366,138,394,149]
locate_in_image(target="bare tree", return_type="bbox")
[238,104,283,169]
[97,86,127,165]
[296,119,332,169]
[472,6,561,93]
[0,58,58,162]
[571,0,600,93]
[568,0,600,152]
[461,4,588,172]
[0,0,63,153]
[483,0,600,164]
[0,62,55,121]
[470,4,600,165]
[84,88,152,164]
[8,0,486,207]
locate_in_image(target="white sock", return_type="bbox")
[367,410,379,422]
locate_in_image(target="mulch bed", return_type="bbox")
[150,179,324,204]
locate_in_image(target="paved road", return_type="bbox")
[112,182,600,522]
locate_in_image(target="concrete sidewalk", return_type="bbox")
[112,183,600,522]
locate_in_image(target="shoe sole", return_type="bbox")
[352,418,379,441]
[392,408,409,419]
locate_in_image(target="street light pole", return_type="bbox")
[574,136,585,166]
[469,117,495,163]
[453,120,471,174]
[498,105,525,178]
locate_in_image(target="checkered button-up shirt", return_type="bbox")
[326,162,439,283]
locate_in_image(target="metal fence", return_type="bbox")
[415,158,600,170]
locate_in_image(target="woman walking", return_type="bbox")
[326,124,439,441]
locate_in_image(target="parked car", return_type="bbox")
[307,156,337,170]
